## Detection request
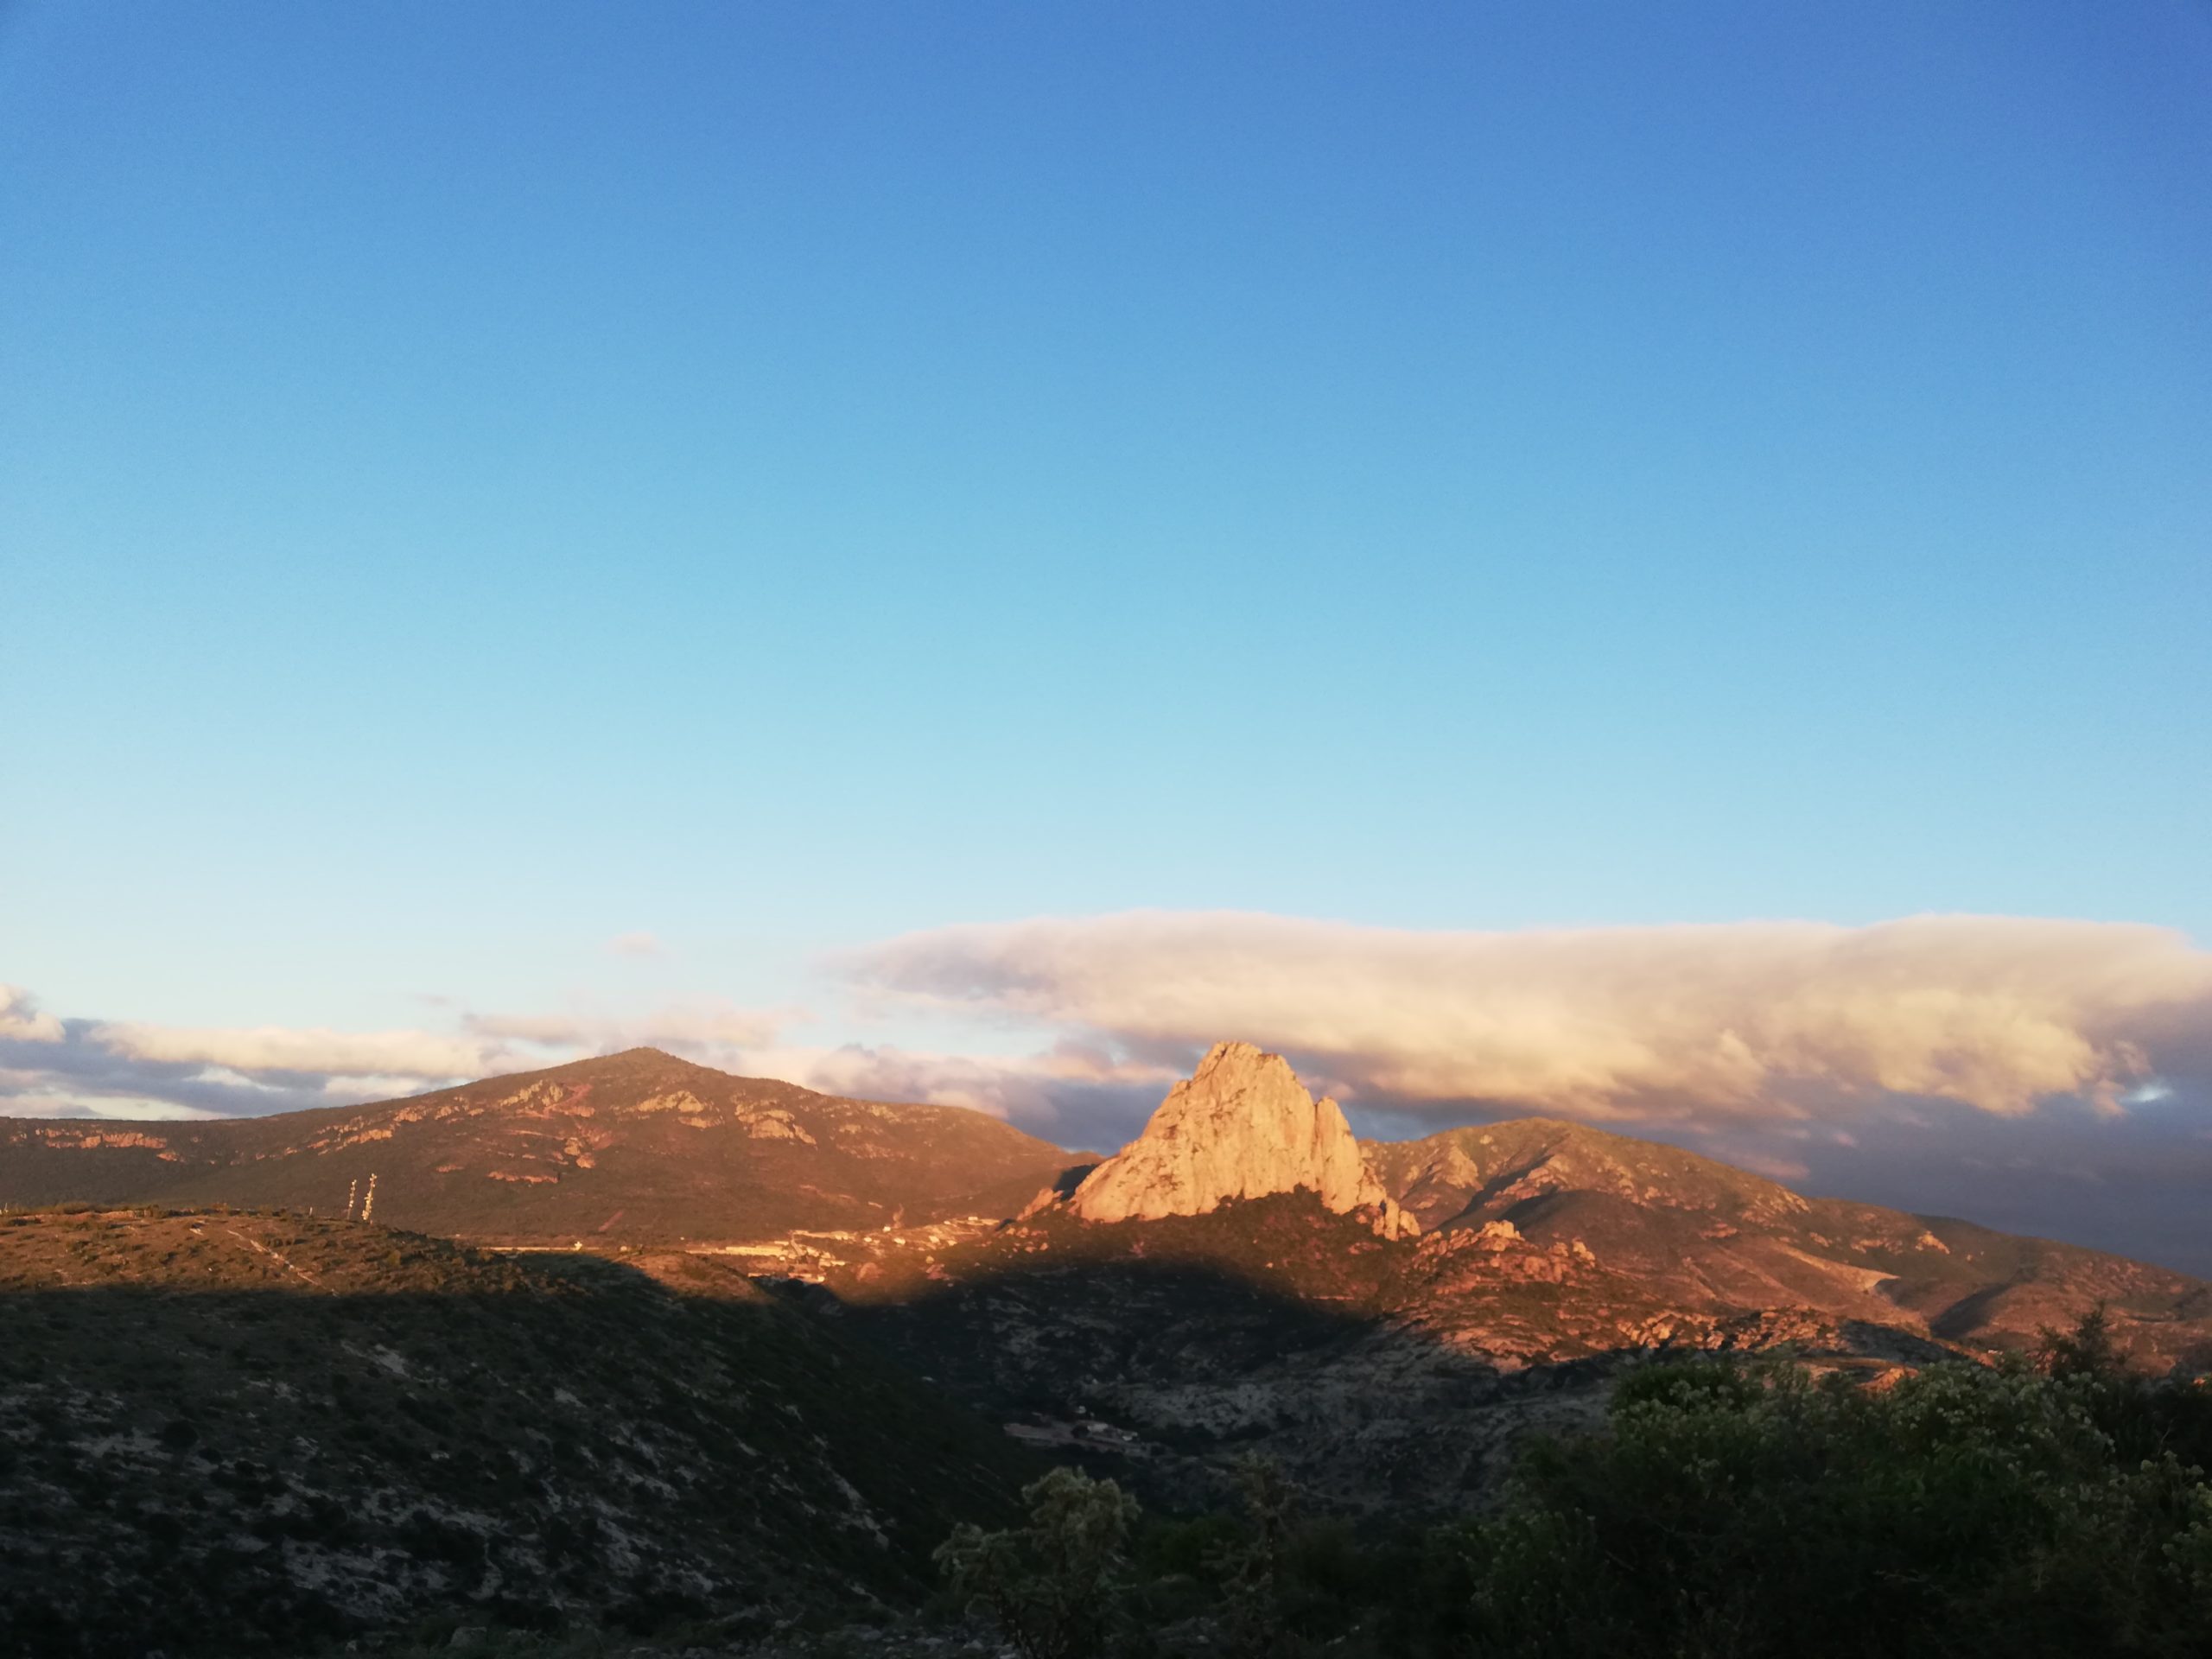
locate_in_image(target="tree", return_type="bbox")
[935,1465,1141,1659]
[1210,1455,1298,1659]
[2037,1301,2120,1381]
[1449,1354,2212,1658]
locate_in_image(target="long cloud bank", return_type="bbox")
[842,912,2212,1122]
[13,915,2210,1130]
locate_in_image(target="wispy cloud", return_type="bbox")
[842,910,2212,1122]
[606,931,664,959]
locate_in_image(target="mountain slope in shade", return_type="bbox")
[792,1068,2211,1516]
[0,1205,1033,1657]
[0,1049,1077,1244]
[817,1180,2212,1516]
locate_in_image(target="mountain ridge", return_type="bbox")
[6,1043,2209,1560]
[10,1046,2206,1337]
[0,1047,1078,1244]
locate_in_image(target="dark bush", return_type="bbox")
[1446,1345,2212,1659]
[950,1321,2212,1659]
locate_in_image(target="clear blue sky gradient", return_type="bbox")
[3,2,2208,1033]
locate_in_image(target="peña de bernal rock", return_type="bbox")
[1064,1039,1419,1238]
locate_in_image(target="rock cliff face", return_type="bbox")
[1070,1042,1417,1238]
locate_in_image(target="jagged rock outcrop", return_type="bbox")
[1069,1042,1418,1238]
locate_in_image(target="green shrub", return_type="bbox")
[934,1465,1140,1659]
[1448,1341,2212,1659]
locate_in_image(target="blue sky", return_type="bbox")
[3,4,2209,1262]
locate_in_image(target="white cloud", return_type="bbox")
[0,1093,221,1121]
[88,1023,500,1080]
[0,985,64,1043]
[779,1039,1174,1132]
[465,1001,785,1061]
[606,931,664,959]
[842,910,2212,1122]
[83,1004,791,1091]
[0,976,805,1122]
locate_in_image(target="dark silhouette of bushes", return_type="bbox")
[936,1466,1141,1659]
[942,1315,2212,1659]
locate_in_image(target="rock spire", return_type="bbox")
[1069,1042,1417,1239]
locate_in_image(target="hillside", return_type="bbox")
[1363,1118,2212,1359]
[0,1049,1079,1245]
[10,1046,2205,1535]
[0,1205,1036,1657]
[764,1064,2212,1516]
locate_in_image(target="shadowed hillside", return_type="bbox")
[782,1164,2212,1515]
[800,1193,1616,1515]
[0,1049,1078,1245]
[0,1205,1036,1658]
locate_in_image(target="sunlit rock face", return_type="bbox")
[1070,1041,1417,1238]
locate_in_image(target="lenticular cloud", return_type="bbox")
[843,912,2212,1121]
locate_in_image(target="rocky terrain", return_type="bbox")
[798,1194,1610,1514]
[1363,1116,2212,1360]
[5,1041,2209,1653]
[764,1047,2212,1514]
[1060,1042,1415,1239]
[0,1049,1079,1246]
[0,1206,1033,1658]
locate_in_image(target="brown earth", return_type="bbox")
[0,1048,1079,1246]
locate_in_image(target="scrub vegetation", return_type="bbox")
[0,1206,1031,1659]
[933,1318,2212,1659]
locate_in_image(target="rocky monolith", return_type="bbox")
[1068,1041,1417,1238]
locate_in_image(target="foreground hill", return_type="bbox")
[0,1205,1033,1657]
[0,1049,1077,1244]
